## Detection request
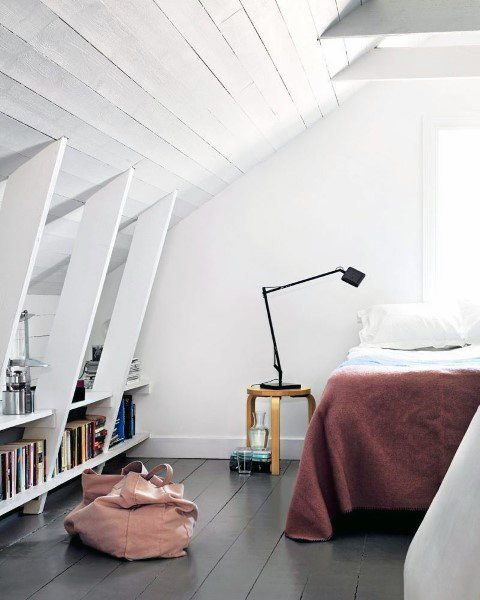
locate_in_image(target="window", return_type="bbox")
[424,118,480,302]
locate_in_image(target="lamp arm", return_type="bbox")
[262,268,346,386]
[263,267,345,295]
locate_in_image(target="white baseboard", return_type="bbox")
[127,435,305,460]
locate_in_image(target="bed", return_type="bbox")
[285,344,480,541]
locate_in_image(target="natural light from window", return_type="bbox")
[436,128,480,301]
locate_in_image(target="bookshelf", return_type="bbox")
[0,139,176,517]
[0,432,149,518]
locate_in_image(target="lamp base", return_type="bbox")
[259,381,302,390]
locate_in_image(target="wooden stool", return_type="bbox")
[246,385,316,475]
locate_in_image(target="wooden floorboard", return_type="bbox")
[355,532,411,600]
[80,459,251,600]
[0,457,416,600]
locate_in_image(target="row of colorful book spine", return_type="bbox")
[110,395,135,447]
[54,414,107,475]
[0,439,46,501]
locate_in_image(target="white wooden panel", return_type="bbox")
[208,5,305,148]
[154,0,290,150]
[0,74,213,202]
[28,169,132,478]
[405,408,480,599]
[0,24,227,195]
[100,0,273,162]
[335,46,480,81]
[322,0,480,38]
[0,138,65,381]
[93,192,176,451]
[0,0,241,182]
[26,21,241,183]
[0,72,141,171]
[241,0,321,127]
[154,0,251,96]
[199,0,240,26]
[276,0,338,115]
[42,0,271,171]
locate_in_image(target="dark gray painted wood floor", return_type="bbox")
[0,457,422,600]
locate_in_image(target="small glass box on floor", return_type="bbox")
[230,448,272,473]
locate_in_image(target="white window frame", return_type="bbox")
[423,115,480,301]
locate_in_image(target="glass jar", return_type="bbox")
[249,410,269,450]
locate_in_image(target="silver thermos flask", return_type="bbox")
[3,368,31,415]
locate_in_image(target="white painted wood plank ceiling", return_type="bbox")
[0,0,366,294]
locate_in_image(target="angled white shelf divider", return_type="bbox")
[0,139,66,382]
[93,192,176,452]
[23,169,133,514]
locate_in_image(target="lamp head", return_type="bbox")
[341,267,365,287]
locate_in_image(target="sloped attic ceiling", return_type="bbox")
[0,0,371,294]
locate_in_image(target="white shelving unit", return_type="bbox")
[0,141,175,517]
[0,432,149,518]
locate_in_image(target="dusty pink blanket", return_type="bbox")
[285,365,480,541]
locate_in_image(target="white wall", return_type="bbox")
[132,78,480,458]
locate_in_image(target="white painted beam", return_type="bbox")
[322,0,480,39]
[25,169,133,481]
[0,138,66,381]
[334,46,480,82]
[92,191,176,451]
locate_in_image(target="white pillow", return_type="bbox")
[358,303,464,350]
[459,299,480,344]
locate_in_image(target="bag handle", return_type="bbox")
[121,461,147,475]
[145,463,173,485]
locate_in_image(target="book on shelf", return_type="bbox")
[83,355,142,389]
[109,395,136,448]
[83,360,99,389]
[54,415,107,476]
[126,358,141,386]
[87,414,108,458]
[0,439,45,501]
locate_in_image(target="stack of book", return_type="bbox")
[88,414,108,457]
[54,415,107,475]
[83,360,99,389]
[126,358,140,386]
[110,395,136,447]
[0,439,46,500]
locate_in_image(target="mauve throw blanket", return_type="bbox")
[285,357,480,541]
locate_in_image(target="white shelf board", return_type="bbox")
[69,390,112,410]
[0,432,149,517]
[68,380,149,411]
[124,379,150,392]
[0,409,54,432]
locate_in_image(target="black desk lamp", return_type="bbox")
[260,266,365,390]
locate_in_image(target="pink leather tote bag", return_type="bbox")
[64,461,198,560]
